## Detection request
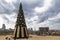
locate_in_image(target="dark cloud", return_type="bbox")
[0,0,60,30]
[0,0,17,15]
[36,0,60,24]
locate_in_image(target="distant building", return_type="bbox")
[27,27,60,36]
[49,30,60,35]
[0,24,14,35]
[39,27,49,35]
[27,28,33,34]
[2,24,6,30]
[9,28,14,32]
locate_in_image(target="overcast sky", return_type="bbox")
[0,0,60,30]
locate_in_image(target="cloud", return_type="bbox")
[0,15,4,28]
[22,0,43,5]
[0,0,16,14]
[0,0,60,30]
[5,0,16,3]
[34,0,53,13]
[0,13,17,29]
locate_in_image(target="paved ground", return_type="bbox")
[0,35,60,40]
[29,35,60,40]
